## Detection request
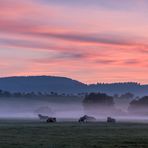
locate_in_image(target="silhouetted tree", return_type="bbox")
[83,93,114,106]
[128,96,148,115]
[120,92,134,100]
[83,93,115,115]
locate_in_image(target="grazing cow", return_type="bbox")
[107,117,116,123]
[79,115,96,123]
[38,114,49,120]
[46,117,56,123]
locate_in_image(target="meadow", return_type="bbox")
[0,119,148,148]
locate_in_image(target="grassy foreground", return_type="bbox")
[0,120,148,148]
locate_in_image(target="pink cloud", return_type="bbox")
[0,0,148,83]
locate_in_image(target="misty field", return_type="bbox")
[0,120,148,148]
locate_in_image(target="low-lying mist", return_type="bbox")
[0,97,148,123]
[0,97,83,119]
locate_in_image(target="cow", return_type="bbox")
[79,115,96,123]
[46,117,56,123]
[107,117,116,123]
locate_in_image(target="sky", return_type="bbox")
[0,0,148,84]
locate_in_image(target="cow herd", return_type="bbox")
[38,114,116,123]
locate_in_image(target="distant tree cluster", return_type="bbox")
[128,96,148,115]
[83,93,115,115]
[129,96,148,106]
[0,89,76,98]
[113,92,135,100]
[83,93,114,106]
[83,92,148,116]
[93,82,140,86]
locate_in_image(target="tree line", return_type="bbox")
[0,90,76,98]
[83,92,148,115]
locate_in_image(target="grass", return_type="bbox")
[0,120,148,148]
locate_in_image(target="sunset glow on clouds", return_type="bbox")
[0,0,148,83]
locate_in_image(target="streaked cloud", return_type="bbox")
[0,0,148,83]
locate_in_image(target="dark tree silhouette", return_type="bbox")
[83,93,114,106]
[83,93,115,115]
[113,92,134,100]
[120,92,134,100]
[128,96,148,115]
[0,89,64,98]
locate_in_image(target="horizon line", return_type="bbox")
[0,75,146,85]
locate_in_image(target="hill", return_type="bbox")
[0,76,87,94]
[0,76,147,96]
